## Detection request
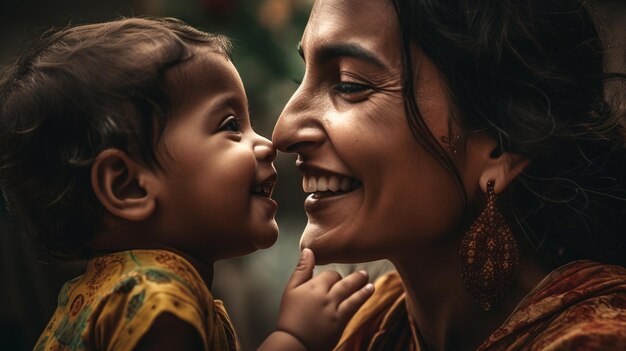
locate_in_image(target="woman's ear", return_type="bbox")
[478,147,530,193]
[91,149,156,221]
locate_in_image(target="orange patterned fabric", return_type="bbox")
[335,273,420,351]
[481,260,626,350]
[336,261,626,351]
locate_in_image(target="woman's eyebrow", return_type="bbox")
[297,41,385,68]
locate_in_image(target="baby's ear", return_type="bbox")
[91,149,156,221]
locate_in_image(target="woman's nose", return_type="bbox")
[272,87,325,154]
[254,135,277,162]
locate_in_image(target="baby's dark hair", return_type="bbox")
[0,17,231,259]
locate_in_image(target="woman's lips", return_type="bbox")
[303,179,363,213]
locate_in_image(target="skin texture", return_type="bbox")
[273,0,548,350]
[261,249,375,351]
[90,50,375,350]
[273,0,475,264]
[91,50,280,274]
[153,51,280,261]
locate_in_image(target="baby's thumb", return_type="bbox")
[286,248,315,290]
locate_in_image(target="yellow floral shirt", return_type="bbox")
[34,250,237,351]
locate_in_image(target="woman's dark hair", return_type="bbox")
[392,0,626,267]
[0,17,231,259]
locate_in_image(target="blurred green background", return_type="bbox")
[0,0,316,349]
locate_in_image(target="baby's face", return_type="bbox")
[152,50,278,262]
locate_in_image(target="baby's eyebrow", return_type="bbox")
[201,93,247,120]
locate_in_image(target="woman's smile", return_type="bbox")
[296,159,364,221]
[272,0,464,263]
[302,175,361,194]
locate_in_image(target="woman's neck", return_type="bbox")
[391,238,549,351]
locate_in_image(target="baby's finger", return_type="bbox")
[312,270,343,291]
[329,270,369,301]
[285,248,315,290]
[337,283,375,318]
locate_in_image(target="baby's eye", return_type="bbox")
[218,116,241,133]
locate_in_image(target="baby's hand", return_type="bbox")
[276,248,374,351]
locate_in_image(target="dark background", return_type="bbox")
[1,0,623,350]
[0,0,314,349]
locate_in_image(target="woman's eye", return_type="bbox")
[334,82,371,94]
[218,116,241,133]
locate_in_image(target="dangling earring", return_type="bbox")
[460,180,519,311]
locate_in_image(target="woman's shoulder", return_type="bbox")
[540,260,626,349]
[481,261,626,350]
[335,271,413,350]
[346,271,405,326]
[525,292,626,350]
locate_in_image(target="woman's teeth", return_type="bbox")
[302,175,361,193]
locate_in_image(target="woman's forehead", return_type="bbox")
[302,0,400,63]
[307,1,395,38]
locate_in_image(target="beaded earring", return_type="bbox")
[459,180,519,311]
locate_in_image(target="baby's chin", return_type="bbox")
[252,223,279,250]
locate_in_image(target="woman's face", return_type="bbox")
[273,0,478,264]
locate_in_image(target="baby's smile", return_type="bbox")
[251,177,276,198]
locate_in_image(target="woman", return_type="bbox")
[273,0,626,350]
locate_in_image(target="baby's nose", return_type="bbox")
[254,137,276,162]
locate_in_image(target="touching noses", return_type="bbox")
[272,87,324,155]
[254,135,276,162]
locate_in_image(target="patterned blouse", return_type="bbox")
[34,250,237,351]
[336,260,626,350]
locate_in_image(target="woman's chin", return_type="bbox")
[300,225,336,263]
[300,221,332,249]
[300,224,361,264]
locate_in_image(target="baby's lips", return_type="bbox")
[251,171,277,197]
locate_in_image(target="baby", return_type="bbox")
[0,17,373,351]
